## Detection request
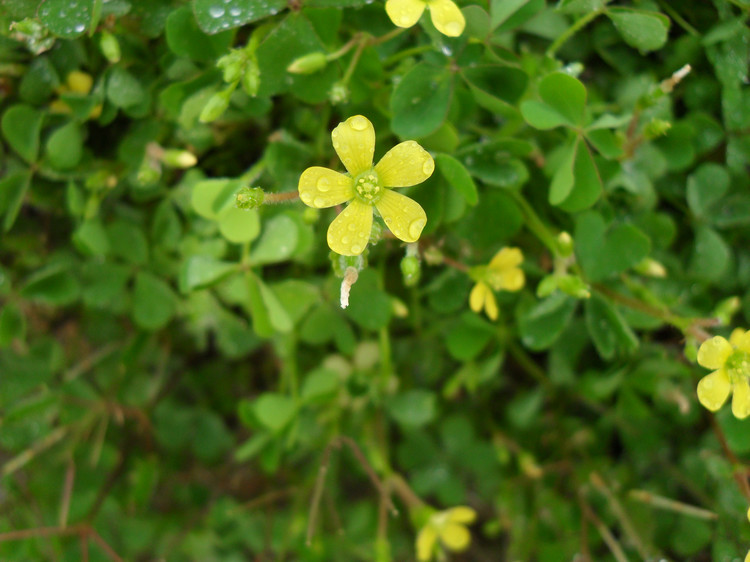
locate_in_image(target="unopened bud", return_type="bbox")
[391,297,409,318]
[136,160,161,187]
[557,231,574,257]
[242,59,260,97]
[287,52,327,75]
[217,50,245,83]
[557,274,590,299]
[536,275,558,298]
[199,86,233,123]
[634,257,667,278]
[329,82,349,105]
[99,31,121,63]
[643,119,671,139]
[161,149,198,168]
[400,255,421,287]
[235,186,265,210]
[713,296,741,326]
[519,452,543,479]
[67,70,93,94]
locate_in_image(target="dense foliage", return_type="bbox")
[1,0,750,560]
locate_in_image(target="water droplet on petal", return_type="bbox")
[349,115,369,131]
[351,244,362,254]
[313,196,326,207]
[347,222,357,231]
[409,218,425,239]
[342,235,351,244]
[317,176,331,192]
[445,21,462,36]
[300,192,313,204]
[209,5,225,17]
[422,159,434,175]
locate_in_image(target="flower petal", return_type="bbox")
[447,506,477,524]
[375,189,426,243]
[732,329,750,353]
[416,525,438,561]
[331,115,375,176]
[733,377,750,419]
[428,0,465,37]
[386,0,426,29]
[484,290,498,321]
[489,247,523,271]
[730,328,747,347]
[439,523,471,552]
[298,167,354,208]
[696,369,731,412]
[327,200,373,256]
[498,268,525,292]
[697,336,733,370]
[469,283,486,315]
[374,141,434,188]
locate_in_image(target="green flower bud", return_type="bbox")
[241,59,260,97]
[161,149,198,168]
[556,231,574,257]
[400,255,421,287]
[302,207,320,224]
[536,275,558,298]
[235,186,265,210]
[136,160,161,187]
[713,296,741,326]
[556,274,590,299]
[99,31,121,63]
[634,257,667,278]
[199,86,233,123]
[217,50,245,83]
[643,118,672,139]
[329,82,349,105]
[287,52,328,75]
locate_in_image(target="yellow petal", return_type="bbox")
[697,336,733,370]
[733,377,750,419]
[745,550,750,562]
[469,283,487,314]
[327,200,373,256]
[375,189,426,243]
[428,0,465,37]
[696,369,731,412]
[496,268,525,292]
[489,247,523,271]
[447,506,477,524]
[331,115,375,176]
[416,525,438,561]
[439,522,471,552]
[730,328,747,347]
[484,290,498,321]
[386,0,426,28]
[298,167,354,208]
[733,330,750,353]
[374,141,434,188]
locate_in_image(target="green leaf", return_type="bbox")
[193,0,286,34]
[0,303,26,347]
[585,295,638,360]
[301,368,339,402]
[191,178,243,220]
[387,390,437,428]
[21,265,80,305]
[179,256,238,293]
[81,261,130,309]
[549,139,576,205]
[521,72,586,129]
[107,67,146,109]
[2,105,43,163]
[250,214,299,265]
[253,393,296,432]
[445,313,495,361]
[39,0,93,38]
[390,63,454,138]
[107,220,150,265]
[689,226,730,282]
[557,139,602,212]
[271,280,320,326]
[0,171,32,232]
[132,272,177,331]
[345,269,391,331]
[686,163,730,217]
[218,206,260,243]
[245,272,293,336]
[606,8,670,53]
[235,432,271,461]
[517,293,577,351]
[46,121,84,170]
[490,0,530,29]
[462,65,528,112]
[456,140,531,188]
[165,5,232,61]
[575,212,652,281]
[73,220,110,257]
[436,154,478,205]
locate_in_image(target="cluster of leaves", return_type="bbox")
[1,0,750,560]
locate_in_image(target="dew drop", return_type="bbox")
[408,218,425,239]
[351,244,362,254]
[342,235,351,244]
[445,21,463,36]
[349,115,369,131]
[300,192,313,204]
[422,159,434,175]
[209,5,225,18]
[313,197,326,207]
[317,176,331,192]
[347,222,357,231]
[229,6,241,16]
[74,23,85,33]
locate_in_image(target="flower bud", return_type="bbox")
[536,275,558,298]
[556,231,574,257]
[136,160,161,187]
[634,257,667,278]
[644,118,672,139]
[67,70,93,94]
[713,296,741,326]
[241,59,260,97]
[235,186,265,210]
[557,274,590,299]
[161,149,198,169]
[99,31,121,63]
[329,82,349,105]
[287,52,327,75]
[400,255,421,287]
[217,50,245,83]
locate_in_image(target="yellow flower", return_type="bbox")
[416,506,476,561]
[696,328,750,419]
[298,115,434,256]
[469,247,525,321]
[385,0,465,37]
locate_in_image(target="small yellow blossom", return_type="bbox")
[416,506,476,561]
[385,0,465,37]
[469,247,525,321]
[298,115,434,256]
[696,328,750,419]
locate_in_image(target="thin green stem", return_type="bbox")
[379,327,392,390]
[342,37,367,86]
[383,44,433,67]
[507,190,560,256]
[546,10,603,57]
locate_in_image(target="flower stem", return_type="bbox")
[546,9,603,57]
[264,191,300,204]
[507,190,560,257]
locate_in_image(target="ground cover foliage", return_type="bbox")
[1,0,750,560]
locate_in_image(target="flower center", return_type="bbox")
[727,350,750,381]
[353,170,383,204]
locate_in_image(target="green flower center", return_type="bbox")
[727,350,750,381]
[353,170,383,204]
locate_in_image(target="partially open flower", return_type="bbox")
[385,0,465,37]
[469,247,525,321]
[416,506,476,561]
[696,328,750,419]
[298,115,434,256]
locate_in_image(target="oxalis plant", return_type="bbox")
[1,0,750,560]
